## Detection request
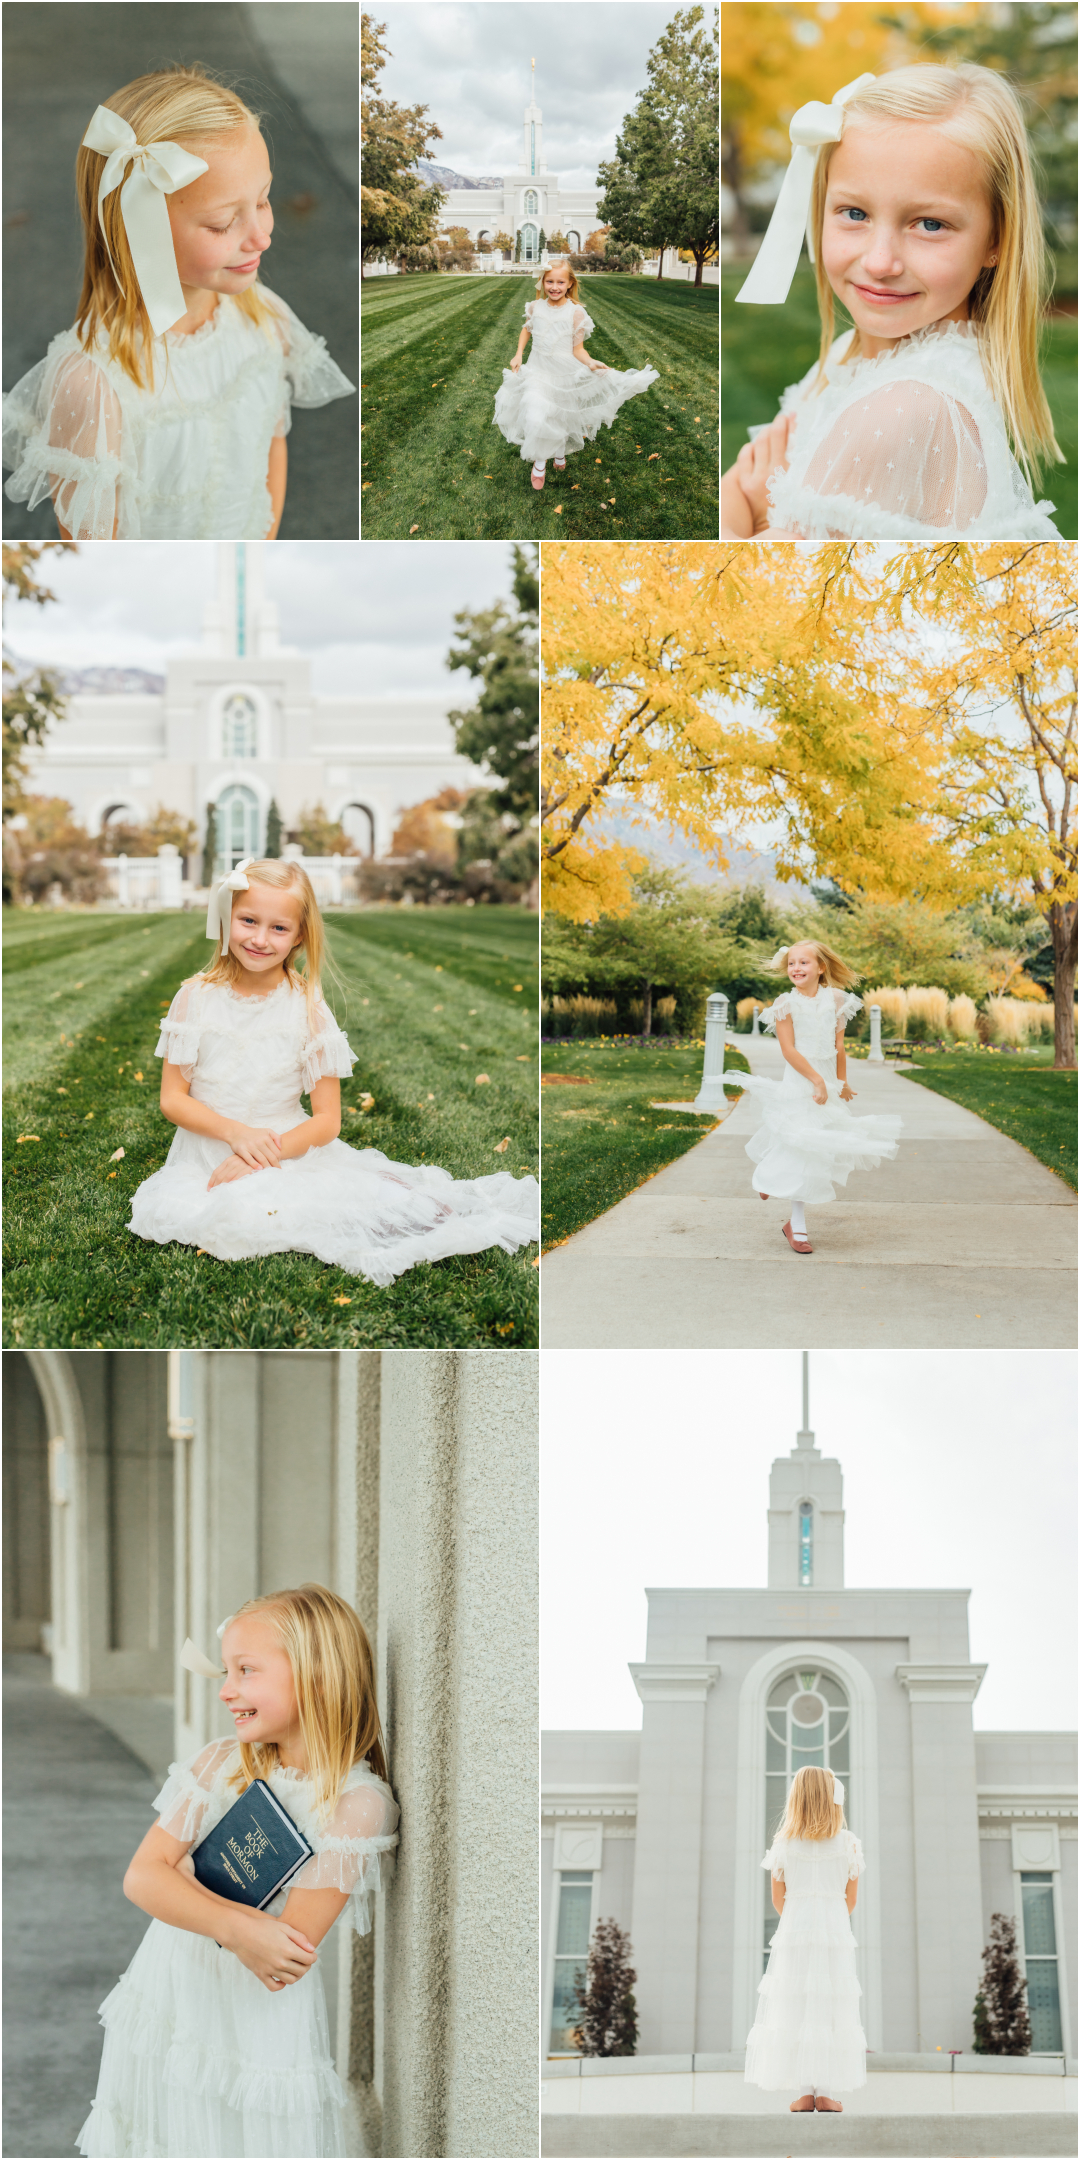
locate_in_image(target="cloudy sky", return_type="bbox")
[542,1349,1077,1733]
[373,2,695,189]
[6,542,518,700]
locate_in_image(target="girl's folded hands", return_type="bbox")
[207,1153,259,1190]
[735,413,795,532]
[227,1906,319,1993]
[228,1124,283,1169]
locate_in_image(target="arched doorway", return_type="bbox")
[216,784,260,868]
[566,229,581,252]
[100,801,140,835]
[340,803,375,857]
[521,223,539,263]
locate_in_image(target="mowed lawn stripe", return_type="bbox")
[362,273,718,540]
[3,913,211,1093]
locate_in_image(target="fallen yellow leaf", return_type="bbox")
[496,1322,514,1335]
[84,1112,94,1121]
[433,1003,444,1011]
[409,524,419,534]
[57,1087,68,1095]
[513,983,523,992]
[133,1071,144,1081]
[532,1255,540,1267]
[16,1134,41,1144]
[110,1147,126,1162]
[74,981,84,989]
[553,505,563,513]
[647,452,660,461]
[516,1055,529,1061]
[332,1294,352,1306]
[475,1073,491,1085]
[107,1170,117,1179]
[359,1091,375,1109]
[494,1137,510,1153]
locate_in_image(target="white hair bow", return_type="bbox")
[205,857,254,956]
[833,1775,845,1805]
[735,75,876,306]
[178,1615,236,1678]
[82,105,209,336]
[770,948,789,967]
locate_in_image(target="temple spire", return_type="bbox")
[767,1352,844,1589]
[795,1350,818,1454]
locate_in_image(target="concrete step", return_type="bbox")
[542,2115,1078,2158]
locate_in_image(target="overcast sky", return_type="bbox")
[5,542,518,699]
[541,1350,1077,1734]
[373,2,695,189]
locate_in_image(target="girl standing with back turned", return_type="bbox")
[745,1765,867,2114]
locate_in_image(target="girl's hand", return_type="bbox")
[207,1153,258,1191]
[839,1082,857,1102]
[810,1078,828,1107]
[228,1125,283,1170]
[735,414,794,533]
[228,1907,318,1994]
[509,353,522,371]
[589,361,608,373]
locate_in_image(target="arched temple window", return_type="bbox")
[524,189,539,215]
[799,1500,813,1586]
[764,1668,851,1967]
[522,223,539,262]
[222,693,258,759]
[216,784,260,868]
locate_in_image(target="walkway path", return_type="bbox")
[541,1038,1077,1349]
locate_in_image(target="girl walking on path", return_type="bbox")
[740,942,902,1255]
[128,855,539,1281]
[745,1765,867,2113]
[721,65,1061,541]
[77,1585,399,2158]
[3,67,353,540]
[493,259,658,491]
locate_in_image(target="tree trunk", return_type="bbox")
[641,981,653,1040]
[693,248,704,289]
[1049,897,1077,1068]
[656,248,664,280]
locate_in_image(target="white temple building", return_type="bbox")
[436,66,601,264]
[542,1366,1077,2068]
[22,543,482,870]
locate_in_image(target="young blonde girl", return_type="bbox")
[745,1765,866,2112]
[738,941,902,1254]
[722,64,1062,541]
[493,257,658,490]
[128,854,539,1281]
[2,66,353,541]
[77,1584,398,2160]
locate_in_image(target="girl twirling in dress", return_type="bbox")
[128,855,539,1281]
[77,1583,399,2159]
[745,1766,867,2113]
[3,66,353,540]
[740,941,901,1255]
[493,258,658,491]
[721,65,1061,541]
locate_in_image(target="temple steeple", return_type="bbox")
[200,543,280,659]
[523,60,544,176]
[767,1353,845,1589]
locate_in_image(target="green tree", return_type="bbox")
[292,803,357,856]
[493,229,514,254]
[975,1915,1032,2055]
[447,544,538,833]
[201,800,217,888]
[598,6,719,286]
[361,13,446,271]
[544,869,745,1037]
[2,542,77,819]
[100,804,199,869]
[539,227,548,253]
[265,798,283,857]
[572,1919,639,2058]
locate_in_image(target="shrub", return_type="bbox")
[948,995,979,1040]
[866,986,908,1037]
[986,996,1042,1046]
[736,996,762,1030]
[544,993,618,1038]
[905,986,950,1038]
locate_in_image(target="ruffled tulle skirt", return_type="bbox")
[493,352,658,463]
[128,1128,539,1284]
[76,1921,344,2158]
[741,1070,902,1207]
[744,1897,867,2093]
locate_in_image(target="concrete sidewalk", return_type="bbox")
[541,2115,1079,2157]
[541,1041,1077,1349]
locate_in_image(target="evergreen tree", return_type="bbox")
[571,1919,639,2057]
[201,800,217,888]
[447,544,538,833]
[972,1988,992,2055]
[597,6,719,286]
[975,1915,1032,2055]
[265,798,283,858]
[538,227,547,253]
[514,228,523,262]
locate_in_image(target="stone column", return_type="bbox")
[868,1004,884,1063]
[627,1662,720,2052]
[896,1663,987,2051]
[693,993,729,1113]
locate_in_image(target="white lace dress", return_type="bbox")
[493,298,658,463]
[2,286,353,539]
[739,988,902,1205]
[76,1737,399,2159]
[744,1831,867,2093]
[754,323,1060,540]
[127,976,539,1282]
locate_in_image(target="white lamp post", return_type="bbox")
[868,1003,884,1064]
[693,992,730,1113]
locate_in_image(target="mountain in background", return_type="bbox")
[590,811,813,901]
[4,652,166,695]
[416,160,504,191]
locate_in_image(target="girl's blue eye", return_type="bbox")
[840,207,868,223]
[918,218,946,233]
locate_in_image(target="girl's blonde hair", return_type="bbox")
[773,940,858,991]
[225,1583,388,1820]
[809,63,1062,483]
[537,257,580,303]
[778,1765,846,1843]
[199,857,341,1024]
[75,66,274,390]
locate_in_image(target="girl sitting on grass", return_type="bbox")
[721,65,1061,541]
[78,1584,399,2159]
[3,65,353,540]
[493,257,658,491]
[127,855,539,1282]
[744,1765,867,2114]
[739,941,902,1255]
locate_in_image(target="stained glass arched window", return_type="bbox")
[763,1667,851,1967]
[222,693,258,759]
[524,189,539,215]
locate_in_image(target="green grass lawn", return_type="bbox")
[541,1038,749,1250]
[361,272,718,539]
[721,265,1078,539]
[4,908,539,1348]
[898,1050,1077,1190]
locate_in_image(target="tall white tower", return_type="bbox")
[766,1353,845,1590]
[522,58,545,176]
[200,543,281,659]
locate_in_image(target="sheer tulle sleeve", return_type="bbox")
[155,981,203,1082]
[3,342,138,540]
[264,289,354,435]
[847,1832,866,1880]
[152,1740,236,1847]
[301,998,356,1094]
[760,992,794,1034]
[524,301,535,326]
[834,990,862,1030]
[572,305,596,341]
[762,1840,786,1880]
[288,1776,400,1936]
[795,380,989,535]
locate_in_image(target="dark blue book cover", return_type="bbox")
[192,1778,314,1910]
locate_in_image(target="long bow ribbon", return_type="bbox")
[833,1775,846,1804]
[82,105,209,336]
[735,74,876,306]
[205,857,254,955]
[179,1636,226,1678]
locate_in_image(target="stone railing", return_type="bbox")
[100,846,363,910]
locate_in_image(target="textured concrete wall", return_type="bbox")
[375,1350,538,2159]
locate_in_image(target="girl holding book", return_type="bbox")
[77,1584,399,2159]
